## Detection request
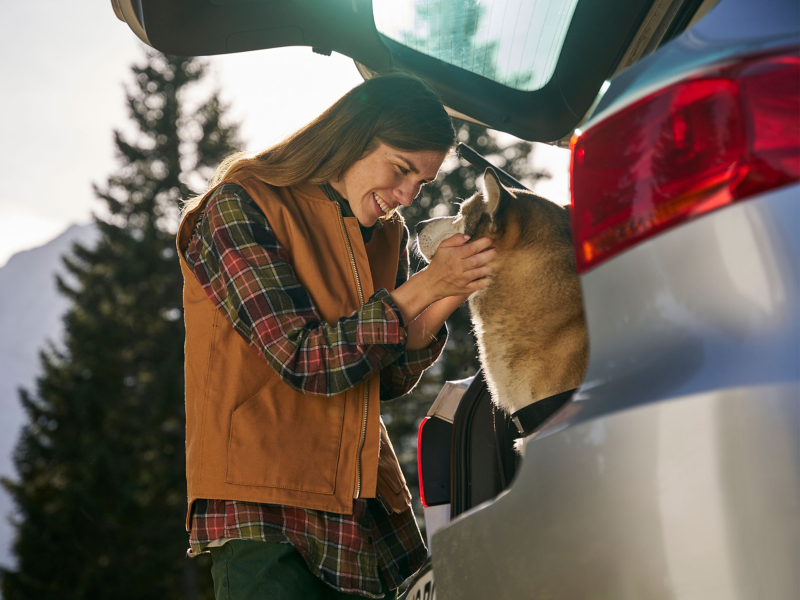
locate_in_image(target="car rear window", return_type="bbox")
[373,0,580,91]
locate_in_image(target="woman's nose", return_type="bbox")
[394,182,420,206]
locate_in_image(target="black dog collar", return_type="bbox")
[511,388,577,437]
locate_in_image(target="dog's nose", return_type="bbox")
[414,220,428,235]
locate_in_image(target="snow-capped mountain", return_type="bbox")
[0,223,98,570]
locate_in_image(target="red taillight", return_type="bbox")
[417,417,430,507]
[570,48,800,273]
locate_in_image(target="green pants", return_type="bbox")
[209,539,398,600]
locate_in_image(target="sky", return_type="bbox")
[0,1,569,268]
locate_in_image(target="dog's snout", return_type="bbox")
[414,220,429,235]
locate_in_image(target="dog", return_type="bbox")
[416,168,587,424]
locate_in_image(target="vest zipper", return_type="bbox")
[334,204,368,499]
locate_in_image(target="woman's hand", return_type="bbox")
[421,234,496,301]
[389,234,496,328]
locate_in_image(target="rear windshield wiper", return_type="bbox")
[457,142,531,192]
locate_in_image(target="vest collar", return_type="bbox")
[288,181,329,201]
[319,182,383,244]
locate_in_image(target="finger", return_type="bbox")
[464,265,494,281]
[438,233,471,249]
[465,276,493,293]
[460,236,494,255]
[464,249,497,269]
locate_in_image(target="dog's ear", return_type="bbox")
[483,168,506,219]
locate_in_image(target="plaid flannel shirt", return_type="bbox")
[184,183,445,597]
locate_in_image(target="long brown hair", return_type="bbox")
[184,73,455,213]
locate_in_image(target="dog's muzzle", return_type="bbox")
[414,219,432,235]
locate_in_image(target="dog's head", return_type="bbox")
[415,167,572,262]
[415,167,509,261]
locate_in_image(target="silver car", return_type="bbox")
[115,0,799,597]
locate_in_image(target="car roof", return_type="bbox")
[112,0,702,142]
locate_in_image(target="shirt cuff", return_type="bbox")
[403,323,447,367]
[356,288,406,347]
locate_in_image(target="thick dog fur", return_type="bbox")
[417,168,587,417]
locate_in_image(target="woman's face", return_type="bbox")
[331,142,447,227]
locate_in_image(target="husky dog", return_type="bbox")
[416,168,587,419]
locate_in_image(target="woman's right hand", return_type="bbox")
[389,234,496,327]
[422,234,496,301]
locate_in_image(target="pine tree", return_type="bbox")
[1,50,241,599]
[382,121,550,514]
[407,0,499,79]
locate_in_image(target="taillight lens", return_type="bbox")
[570,48,800,273]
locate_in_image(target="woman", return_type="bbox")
[177,73,495,599]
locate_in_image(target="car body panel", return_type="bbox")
[432,381,799,600]
[128,0,393,68]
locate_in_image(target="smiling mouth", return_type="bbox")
[374,192,392,215]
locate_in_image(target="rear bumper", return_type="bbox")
[433,383,799,600]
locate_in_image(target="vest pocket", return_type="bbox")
[376,418,408,498]
[225,378,346,494]
[377,453,412,514]
[377,455,406,495]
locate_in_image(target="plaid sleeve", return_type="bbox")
[185,183,408,397]
[378,225,447,401]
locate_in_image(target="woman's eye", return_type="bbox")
[397,165,409,175]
